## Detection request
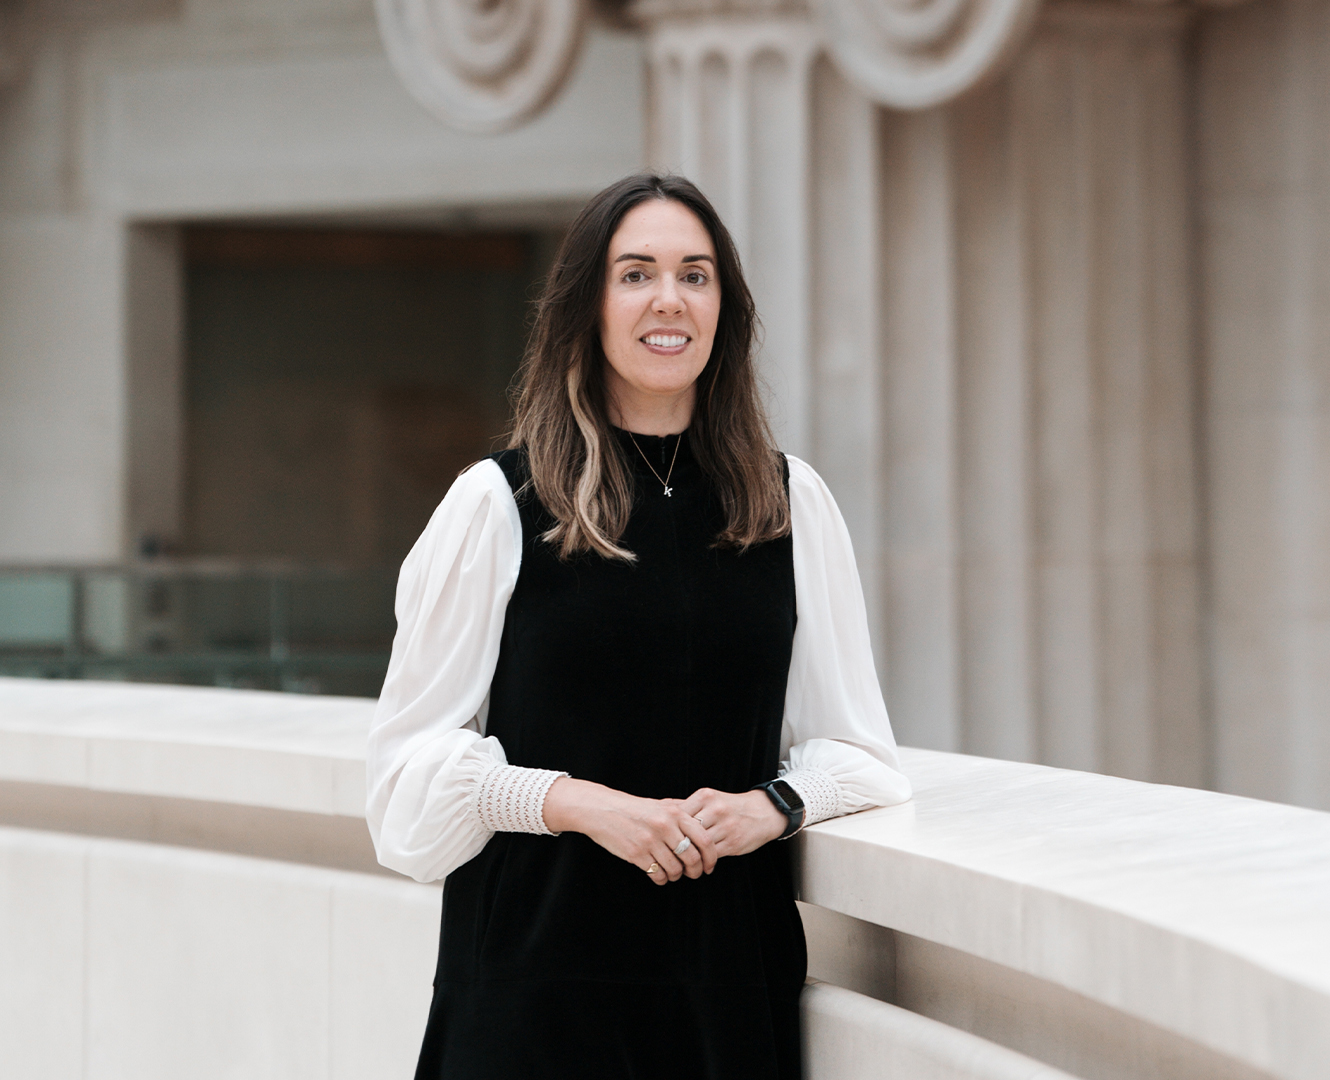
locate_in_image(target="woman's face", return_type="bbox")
[600,198,720,431]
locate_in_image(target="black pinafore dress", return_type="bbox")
[415,430,806,1080]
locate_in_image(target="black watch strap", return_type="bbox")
[753,779,806,839]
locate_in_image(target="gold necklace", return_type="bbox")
[628,432,682,497]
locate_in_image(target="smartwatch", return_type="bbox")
[752,779,806,839]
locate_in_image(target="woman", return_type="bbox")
[366,174,911,1080]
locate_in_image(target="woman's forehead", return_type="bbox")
[609,200,714,258]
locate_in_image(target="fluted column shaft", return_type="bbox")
[874,1,1203,781]
[1199,0,1330,809]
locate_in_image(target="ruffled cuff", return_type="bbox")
[472,764,569,835]
[780,767,842,827]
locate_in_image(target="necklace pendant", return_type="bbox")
[627,431,682,501]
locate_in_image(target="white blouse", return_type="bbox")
[366,455,912,884]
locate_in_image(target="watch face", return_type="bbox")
[770,779,804,813]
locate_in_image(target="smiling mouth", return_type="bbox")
[641,333,690,349]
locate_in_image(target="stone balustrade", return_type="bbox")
[1,676,1325,1080]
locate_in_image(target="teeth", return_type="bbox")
[644,334,689,348]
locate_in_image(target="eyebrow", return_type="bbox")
[613,252,715,265]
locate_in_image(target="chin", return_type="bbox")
[650,377,704,398]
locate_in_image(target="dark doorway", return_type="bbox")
[114,221,562,695]
[183,224,550,568]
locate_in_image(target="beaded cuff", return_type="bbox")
[780,768,842,827]
[473,764,569,835]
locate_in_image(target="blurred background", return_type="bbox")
[0,0,1327,812]
[1,221,557,696]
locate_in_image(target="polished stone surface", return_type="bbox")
[3,678,1327,1079]
[803,981,1078,1080]
[800,747,1330,1080]
[0,676,373,814]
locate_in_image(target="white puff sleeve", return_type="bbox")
[366,459,565,883]
[778,456,913,825]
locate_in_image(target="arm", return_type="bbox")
[366,460,565,883]
[775,455,912,824]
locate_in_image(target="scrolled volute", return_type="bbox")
[375,0,587,133]
[809,0,1042,110]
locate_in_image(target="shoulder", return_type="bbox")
[782,454,834,507]
[409,458,522,565]
[780,454,851,539]
[782,453,820,489]
[391,459,524,629]
[451,455,518,505]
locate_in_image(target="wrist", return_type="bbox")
[745,789,788,842]
[541,776,611,834]
[751,779,806,839]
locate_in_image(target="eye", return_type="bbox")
[683,269,709,286]
[621,267,648,284]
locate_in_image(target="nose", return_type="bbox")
[652,273,685,315]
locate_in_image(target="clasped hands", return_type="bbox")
[541,778,787,886]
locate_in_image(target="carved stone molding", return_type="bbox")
[808,0,1042,109]
[374,0,588,133]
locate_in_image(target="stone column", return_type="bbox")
[1198,0,1330,809]
[810,56,889,660]
[876,0,1204,779]
[877,106,962,750]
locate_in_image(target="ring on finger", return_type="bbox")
[645,862,660,875]
[673,837,692,857]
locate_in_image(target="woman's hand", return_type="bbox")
[542,778,718,886]
[681,788,786,859]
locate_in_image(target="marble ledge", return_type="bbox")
[0,677,373,816]
[798,748,1330,1080]
[2,677,1327,1079]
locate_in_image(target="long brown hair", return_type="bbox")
[509,173,789,560]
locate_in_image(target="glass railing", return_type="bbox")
[0,562,397,697]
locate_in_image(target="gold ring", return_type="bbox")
[645,862,660,875]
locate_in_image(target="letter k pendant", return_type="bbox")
[627,432,681,501]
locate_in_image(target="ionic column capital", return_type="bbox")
[374,0,588,133]
[630,0,812,22]
[631,0,1044,111]
[807,0,1042,110]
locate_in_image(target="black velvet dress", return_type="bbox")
[414,430,806,1080]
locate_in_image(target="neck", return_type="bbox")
[606,385,695,436]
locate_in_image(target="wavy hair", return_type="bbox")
[509,173,789,560]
